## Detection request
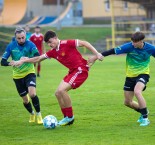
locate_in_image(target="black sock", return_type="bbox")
[23,102,33,114]
[31,95,40,113]
[140,108,148,118]
[134,108,141,113]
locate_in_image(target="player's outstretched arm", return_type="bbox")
[78,40,103,61]
[88,48,116,67]
[101,48,115,56]
[12,54,47,67]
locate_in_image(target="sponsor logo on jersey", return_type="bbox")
[12,50,20,52]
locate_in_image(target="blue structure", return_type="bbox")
[60,1,83,26]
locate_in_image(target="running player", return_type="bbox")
[30,26,45,77]
[24,25,32,40]
[88,31,155,126]
[12,30,103,126]
[1,27,43,124]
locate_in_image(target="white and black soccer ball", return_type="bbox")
[43,115,58,129]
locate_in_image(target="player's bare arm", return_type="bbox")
[78,40,103,61]
[12,54,47,67]
[87,55,100,66]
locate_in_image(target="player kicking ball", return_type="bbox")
[12,30,103,126]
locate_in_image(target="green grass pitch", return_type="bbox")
[0,55,155,145]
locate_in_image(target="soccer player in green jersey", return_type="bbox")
[88,31,155,126]
[1,27,43,124]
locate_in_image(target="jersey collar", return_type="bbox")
[56,40,60,51]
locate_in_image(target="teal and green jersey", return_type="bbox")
[26,32,32,40]
[2,40,38,79]
[114,42,155,77]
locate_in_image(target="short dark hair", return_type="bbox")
[44,30,57,42]
[131,31,145,42]
[15,27,25,36]
[35,25,40,29]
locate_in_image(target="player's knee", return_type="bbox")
[55,90,61,97]
[134,89,142,97]
[124,100,131,107]
[29,93,36,98]
[55,89,64,98]
[22,97,29,104]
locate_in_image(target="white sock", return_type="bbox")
[36,112,41,116]
[31,111,35,115]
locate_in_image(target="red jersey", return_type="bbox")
[45,40,88,71]
[30,33,44,54]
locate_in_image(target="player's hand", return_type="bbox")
[11,60,24,67]
[20,57,29,60]
[87,56,97,67]
[96,53,103,61]
[9,60,15,66]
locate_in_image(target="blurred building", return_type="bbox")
[82,0,146,24]
[0,0,153,26]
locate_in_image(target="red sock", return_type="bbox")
[37,64,41,74]
[65,107,73,118]
[61,108,66,117]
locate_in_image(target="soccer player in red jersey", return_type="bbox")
[12,30,103,126]
[30,26,45,77]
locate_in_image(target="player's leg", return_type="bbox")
[57,67,89,126]
[124,91,140,111]
[55,80,74,125]
[134,82,146,108]
[123,76,141,112]
[13,78,35,123]
[26,73,43,124]
[22,95,36,123]
[134,81,150,126]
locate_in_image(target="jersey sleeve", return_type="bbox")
[29,41,39,56]
[2,44,11,60]
[67,40,77,48]
[114,42,132,55]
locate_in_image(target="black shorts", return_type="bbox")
[123,74,150,91]
[13,73,36,97]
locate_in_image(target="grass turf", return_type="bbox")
[0,55,155,145]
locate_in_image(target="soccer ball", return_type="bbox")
[43,115,58,129]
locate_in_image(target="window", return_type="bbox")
[124,1,128,10]
[105,0,110,11]
[43,0,64,5]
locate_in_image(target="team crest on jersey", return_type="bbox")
[34,38,37,41]
[61,52,65,56]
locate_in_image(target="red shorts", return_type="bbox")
[63,66,89,89]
